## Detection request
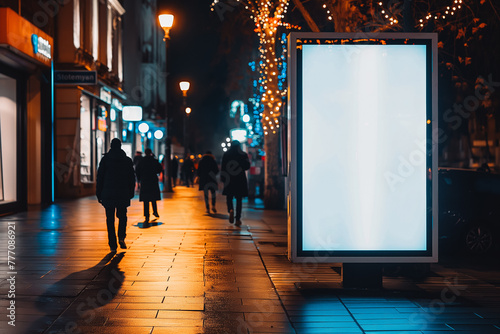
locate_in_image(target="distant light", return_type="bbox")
[223,147,227,152]
[227,143,231,147]
[226,137,231,142]
[221,143,226,147]
[197,154,202,158]
[122,130,127,138]
[138,122,149,133]
[110,109,117,122]
[242,114,250,123]
[190,154,195,160]
[185,107,192,114]
[128,123,133,131]
[154,129,164,140]
[147,132,152,139]
[122,106,143,121]
[230,128,247,143]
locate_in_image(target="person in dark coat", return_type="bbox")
[96,138,136,251]
[171,156,179,187]
[133,151,143,192]
[182,156,195,187]
[136,148,162,223]
[197,151,219,213]
[221,140,250,226]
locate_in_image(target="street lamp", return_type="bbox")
[184,107,192,156]
[179,81,190,155]
[159,13,174,192]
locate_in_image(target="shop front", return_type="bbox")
[0,7,54,215]
[55,82,125,198]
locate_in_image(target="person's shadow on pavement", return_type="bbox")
[33,252,125,332]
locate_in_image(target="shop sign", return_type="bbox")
[54,71,97,85]
[111,98,123,111]
[100,88,112,104]
[31,34,51,59]
[97,117,107,132]
[122,106,143,121]
[0,8,53,67]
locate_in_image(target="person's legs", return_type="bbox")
[116,206,128,245]
[105,206,118,250]
[203,189,210,211]
[143,201,150,221]
[235,195,243,223]
[226,195,234,223]
[210,188,216,213]
[152,201,159,217]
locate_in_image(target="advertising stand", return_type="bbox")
[287,32,438,288]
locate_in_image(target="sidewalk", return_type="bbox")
[0,187,499,333]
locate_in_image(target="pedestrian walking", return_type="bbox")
[197,151,219,213]
[96,138,136,251]
[182,156,195,187]
[133,151,143,192]
[171,156,179,187]
[221,140,250,226]
[136,148,163,224]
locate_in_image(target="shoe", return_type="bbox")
[153,212,159,218]
[229,210,234,224]
[206,207,210,214]
[119,239,127,249]
[212,207,217,214]
[235,219,242,226]
[110,246,117,252]
[143,221,150,227]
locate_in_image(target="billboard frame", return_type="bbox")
[287,32,438,263]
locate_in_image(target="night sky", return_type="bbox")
[157,0,255,159]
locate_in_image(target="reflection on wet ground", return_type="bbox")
[0,187,499,333]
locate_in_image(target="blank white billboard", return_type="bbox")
[287,33,438,263]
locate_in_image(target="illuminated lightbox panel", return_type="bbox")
[287,33,438,263]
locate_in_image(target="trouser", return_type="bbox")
[143,201,158,220]
[204,188,216,209]
[226,195,242,220]
[105,206,127,248]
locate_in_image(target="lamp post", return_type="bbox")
[184,107,191,156]
[179,81,190,155]
[159,14,174,192]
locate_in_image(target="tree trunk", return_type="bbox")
[264,132,285,209]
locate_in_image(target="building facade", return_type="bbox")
[54,0,126,198]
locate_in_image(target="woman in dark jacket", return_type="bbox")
[96,138,136,251]
[221,140,250,226]
[197,151,219,213]
[136,148,163,223]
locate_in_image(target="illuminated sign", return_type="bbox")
[122,106,142,121]
[287,33,438,263]
[97,117,107,132]
[31,34,51,59]
[100,88,112,104]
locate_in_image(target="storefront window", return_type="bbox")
[80,95,92,182]
[0,74,17,203]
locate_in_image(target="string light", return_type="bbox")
[211,0,297,136]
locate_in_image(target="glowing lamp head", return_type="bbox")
[179,81,190,96]
[154,129,164,140]
[185,107,192,115]
[158,14,174,39]
[159,14,174,29]
[138,122,149,134]
[242,114,250,123]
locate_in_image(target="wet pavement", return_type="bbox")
[1,186,500,333]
